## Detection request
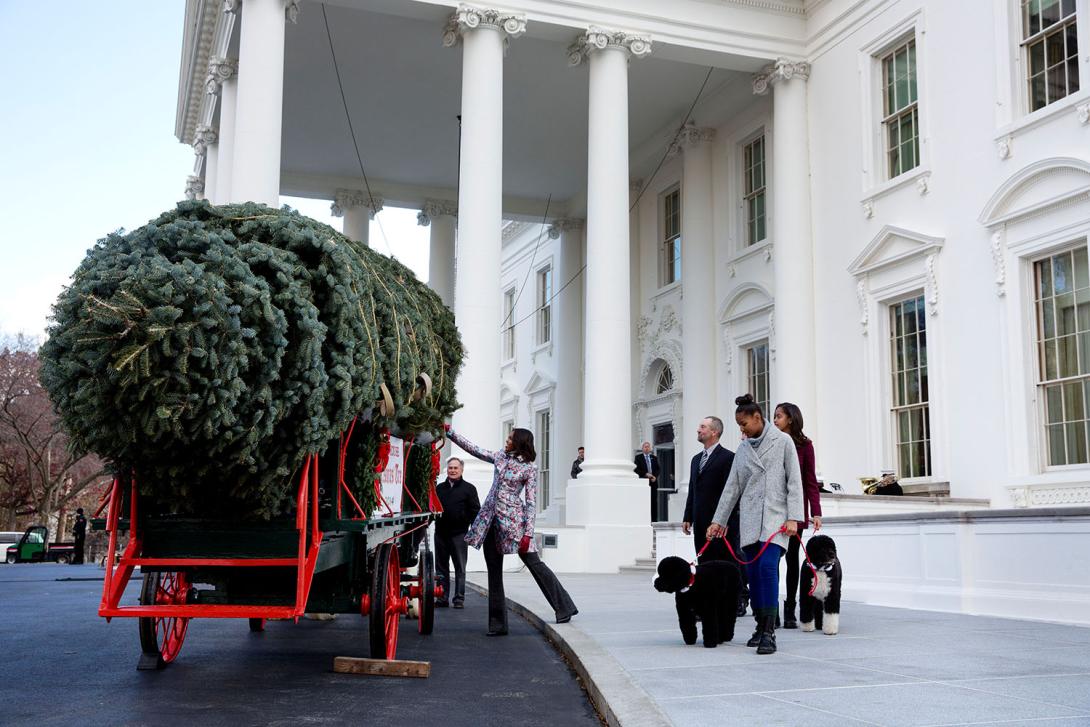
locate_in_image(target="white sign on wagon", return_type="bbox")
[374,436,404,516]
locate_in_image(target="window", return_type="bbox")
[743,136,767,245]
[882,39,920,179]
[536,267,552,345]
[656,364,674,394]
[536,409,551,507]
[889,295,931,478]
[1035,246,1090,466]
[1023,0,1080,111]
[502,419,515,442]
[502,288,515,360]
[661,188,681,285]
[746,341,770,418]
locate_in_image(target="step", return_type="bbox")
[634,558,656,567]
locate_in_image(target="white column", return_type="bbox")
[560,27,652,572]
[754,60,816,420]
[676,124,717,468]
[550,218,585,520]
[231,0,295,206]
[195,124,219,203]
[443,6,525,487]
[331,189,382,246]
[207,57,239,204]
[419,200,458,306]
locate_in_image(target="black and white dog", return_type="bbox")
[654,556,742,648]
[799,534,842,636]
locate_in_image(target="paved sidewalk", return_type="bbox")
[469,569,1090,727]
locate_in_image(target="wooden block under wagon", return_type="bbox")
[333,656,431,678]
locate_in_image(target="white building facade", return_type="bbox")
[176,0,1090,617]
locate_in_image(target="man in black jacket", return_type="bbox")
[435,457,480,608]
[633,442,661,520]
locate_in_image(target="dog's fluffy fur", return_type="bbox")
[799,534,842,635]
[654,556,742,648]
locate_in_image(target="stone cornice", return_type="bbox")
[752,57,810,95]
[417,199,458,226]
[442,4,527,48]
[567,26,652,66]
[205,56,238,96]
[331,189,384,218]
[546,217,585,239]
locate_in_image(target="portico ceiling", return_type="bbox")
[279,2,755,210]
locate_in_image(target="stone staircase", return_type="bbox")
[618,556,657,574]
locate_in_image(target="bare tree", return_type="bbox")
[0,337,109,532]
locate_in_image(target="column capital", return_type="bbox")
[193,124,219,156]
[442,4,527,48]
[546,217,584,240]
[752,58,810,95]
[223,1,299,22]
[185,175,205,201]
[417,199,458,226]
[205,56,239,96]
[331,189,384,219]
[567,26,652,66]
[667,121,716,157]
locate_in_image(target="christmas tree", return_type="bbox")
[40,201,462,518]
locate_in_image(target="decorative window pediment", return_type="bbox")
[979,157,1090,229]
[719,283,774,324]
[848,225,944,277]
[525,370,556,396]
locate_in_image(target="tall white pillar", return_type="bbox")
[195,124,219,203]
[754,59,816,421]
[231,0,296,206]
[677,124,717,469]
[550,218,585,521]
[560,27,653,572]
[442,6,525,488]
[207,56,239,204]
[419,200,458,307]
[331,189,382,246]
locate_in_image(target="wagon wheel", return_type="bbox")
[248,618,266,632]
[417,546,435,635]
[137,571,191,670]
[369,543,403,659]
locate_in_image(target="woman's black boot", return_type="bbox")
[756,616,777,655]
[746,614,762,647]
[783,600,798,629]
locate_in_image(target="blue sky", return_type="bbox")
[0,1,428,341]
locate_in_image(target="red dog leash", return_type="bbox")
[694,526,820,597]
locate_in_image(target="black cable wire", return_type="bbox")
[505,66,716,333]
[321,4,392,255]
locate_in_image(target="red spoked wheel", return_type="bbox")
[369,544,404,659]
[137,571,191,670]
[416,547,435,635]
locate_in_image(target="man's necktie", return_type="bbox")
[645,453,651,472]
[699,449,710,473]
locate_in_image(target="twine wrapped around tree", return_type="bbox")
[40,201,462,518]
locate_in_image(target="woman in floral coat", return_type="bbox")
[447,425,578,635]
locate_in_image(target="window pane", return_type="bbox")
[1044,339,1058,379]
[1062,0,1076,17]
[906,369,920,405]
[1068,58,1080,93]
[908,43,918,104]
[1054,253,1073,293]
[1067,421,1087,464]
[1059,335,1078,377]
[1067,20,1079,56]
[1048,423,1067,464]
[904,298,918,334]
[1064,380,1085,419]
[1030,74,1047,111]
[1030,40,1045,75]
[1027,0,1041,37]
[906,335,918,369]
[1047,62,1066,102]
[1041,0,1061,28]
[1047,29,1066,66]
[1038,259,1053,297]
[1047,384,1065,423]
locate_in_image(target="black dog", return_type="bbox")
[654,556,742,648]
[799,534,842,635]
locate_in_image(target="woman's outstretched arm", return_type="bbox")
[447,428,498,464]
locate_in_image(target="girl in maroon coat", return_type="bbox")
[773,402,822,629]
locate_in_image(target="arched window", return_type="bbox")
[656,364,674,394]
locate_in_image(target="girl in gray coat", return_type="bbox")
[707,394,804,654]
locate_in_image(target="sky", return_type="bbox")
[0,1,429,342]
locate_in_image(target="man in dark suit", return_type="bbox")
[435,457,480,609]
[634,441,661,520]
[683,417,739,563]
